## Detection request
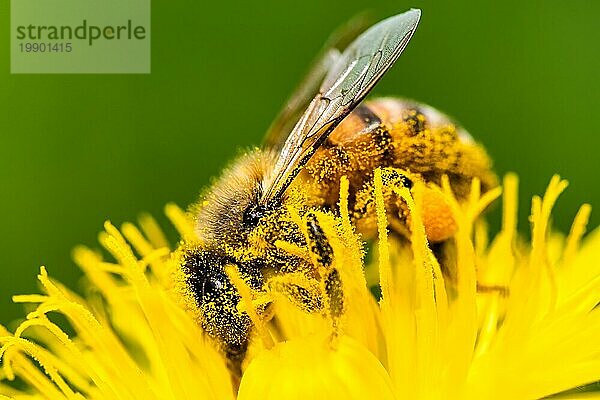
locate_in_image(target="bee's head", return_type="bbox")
[181,247,263,358]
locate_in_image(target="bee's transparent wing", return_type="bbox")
[263,49,340,149]
[263,14,374,149]
[260,9,421,205]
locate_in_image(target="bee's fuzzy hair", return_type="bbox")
[193,148,278,246]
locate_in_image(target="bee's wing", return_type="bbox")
[263,14,374,149]
[262,49,340,149]
[260,9,421,205]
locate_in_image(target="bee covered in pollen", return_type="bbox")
[175,9,497,376]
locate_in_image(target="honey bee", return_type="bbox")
[178,9,496,375]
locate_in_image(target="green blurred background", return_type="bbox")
[0,0,599,323]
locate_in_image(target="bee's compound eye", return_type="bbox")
[202,273,226,299]
[242,203,268,227]
[181,250,230,303]
[210,277,224,290]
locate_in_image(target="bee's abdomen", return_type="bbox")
[302,97,497,220]
[366,97,497,194]
[302,103,394,205]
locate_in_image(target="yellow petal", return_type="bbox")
[238,335,395,400]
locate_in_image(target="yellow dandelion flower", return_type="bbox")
[1,170,599,400]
